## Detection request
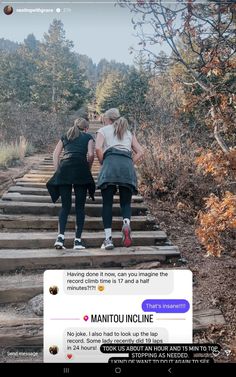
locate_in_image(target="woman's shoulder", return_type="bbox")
[97,124,113,134]
[125,129,133,140]
[61,134,68,143]
[85,132,94,141]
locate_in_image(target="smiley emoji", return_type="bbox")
[97,284,105,292]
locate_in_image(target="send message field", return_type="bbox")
[44,269,192,362]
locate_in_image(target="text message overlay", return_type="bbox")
[44,269,192,362]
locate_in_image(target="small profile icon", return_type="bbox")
[49,345,59,355]
[97,284,105,292]
[49,286,59,295]
[4,5,14,15]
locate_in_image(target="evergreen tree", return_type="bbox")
[77,54,97,87]
[32,19,90,112]
[95,67,150,126]
[119,67,149,125]
[0,49,33,104]
[96,59,130,82]
[95,72,124,113]
[0,38,19,52]
[24,34,39,52]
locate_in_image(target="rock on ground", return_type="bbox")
[28,294,43,317]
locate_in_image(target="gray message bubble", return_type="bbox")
[64,326,169,362]
[63,270,173,295]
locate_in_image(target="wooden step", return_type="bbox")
[24,173,55,177]
[32,165,52,169]
[39,160,101,165]
[26,171,100,175]
[37,161,101,170]
[35,163,101,167]
[2,193,143,204]
[27,171,101,176]
[15,178,99,184]
[0,231,167,249]
[42,159,100,162]
[0,246,179,272]
[17,171,98,177]
[30,167,101,172]
[38,160,53,163]
[0,314,43,347]
[14,182,79,188]
[0,201,147,216]
[8,186,104,196]
[39,159,100,163]
[40,160,100,163]
[17,174,99,181]
[15,178,52,183]
[0,274,43,303]
[0,308,225,346]
[0,214,154,231]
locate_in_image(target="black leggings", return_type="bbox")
[59,185,87,238]
[101,185,132,229]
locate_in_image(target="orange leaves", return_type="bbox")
[195,149,230,182]
[209,68,222,77]
[196,192,236,257]
[201,56,223,76]
[195,146,235,256]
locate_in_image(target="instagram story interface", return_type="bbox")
[0,0,235,369]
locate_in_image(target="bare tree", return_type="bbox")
[118,0,236,155]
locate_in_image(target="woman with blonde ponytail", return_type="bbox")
[96,108,144,250]
[47,117,95,250]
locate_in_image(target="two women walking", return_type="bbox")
[47,108,144,250]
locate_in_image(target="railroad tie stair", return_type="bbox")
[0,122,225,361]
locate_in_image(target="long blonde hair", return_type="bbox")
[104,108,129,140]
[66,118,89,141]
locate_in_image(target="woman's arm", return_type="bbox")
[132,134,144,165]
[87,139,95,169]
[53,140,63,171]
[95,132,105,164]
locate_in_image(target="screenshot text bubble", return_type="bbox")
[44,269,192,363]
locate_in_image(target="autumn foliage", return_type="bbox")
[196,192,236,257]
[195,148,236,183]
[121,0,236,257]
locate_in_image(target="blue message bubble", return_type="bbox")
[142,299,190,313]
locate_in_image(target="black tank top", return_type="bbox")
[61,132,94,158]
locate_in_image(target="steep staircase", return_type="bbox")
[0,122,225,361]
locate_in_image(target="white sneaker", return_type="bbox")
[73,239,86,250]
[101,237,114,250]
[54,235,65,249]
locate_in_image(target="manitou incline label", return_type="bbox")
[90,314,154,323]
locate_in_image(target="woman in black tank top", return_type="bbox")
[47,118,95,250]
